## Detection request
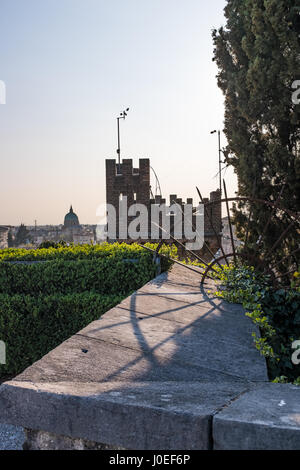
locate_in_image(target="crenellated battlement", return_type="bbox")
[106,159,150,209]
[105,158,222,249]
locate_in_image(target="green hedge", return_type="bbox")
[0,292,123,377]
[0,242,176,263]
[0,258,157,296]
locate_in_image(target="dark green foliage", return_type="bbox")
[0,292,123,377]
[216,264,300,382]
[38,240,66,249]
[14,224,30,246]
[7,231,13,248]
[212,1,300,275]
[260,288,300,379]
[0,258,157,296]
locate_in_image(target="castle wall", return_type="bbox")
[105,158,222,258]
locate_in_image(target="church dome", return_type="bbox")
[64,206,80,228]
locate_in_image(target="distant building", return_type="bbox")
[63,206,80,229]
[61,206,96,244]
[62,206,80,242]
[0,226,9,249]
[73,233,95,245]
[19,207,96,247]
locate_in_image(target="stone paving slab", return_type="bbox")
[77,307,266,382]
[137,279,244,314]
[81,304,256,352]
[213,383,300,450]
[12,333,247,384]
[0,380,250,450]
[118,292,257,343]
[119,289,253,324]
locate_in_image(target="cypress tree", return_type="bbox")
[212,0,300,273]
[7,230,14,248]
[15,224,30,246]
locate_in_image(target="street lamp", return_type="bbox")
[116,108,130,169]
[210,129,223,196]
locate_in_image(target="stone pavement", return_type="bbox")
[1,264,298,449]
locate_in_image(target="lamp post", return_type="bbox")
[210,129,223,196]
[116,108,129,171]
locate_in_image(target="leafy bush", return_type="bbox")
[38,240,67,249]
[0,292,123,377]
[0,242,176,264]
[215,265,300,384]
[0,243,175,378]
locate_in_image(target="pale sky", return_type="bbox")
[0,0,236,226]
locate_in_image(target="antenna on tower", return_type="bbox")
[116,108,130,171]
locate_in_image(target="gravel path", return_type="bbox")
[0,423,25,450]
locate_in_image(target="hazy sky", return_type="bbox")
[0,0,236,226]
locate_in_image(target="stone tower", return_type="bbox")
[106,158,151,240]
[202,189,222,236]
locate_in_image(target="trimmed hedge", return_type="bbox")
[0,292,123,376]
[0,258,157,296]
[0,242,176,263]
[0,243,175,378]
